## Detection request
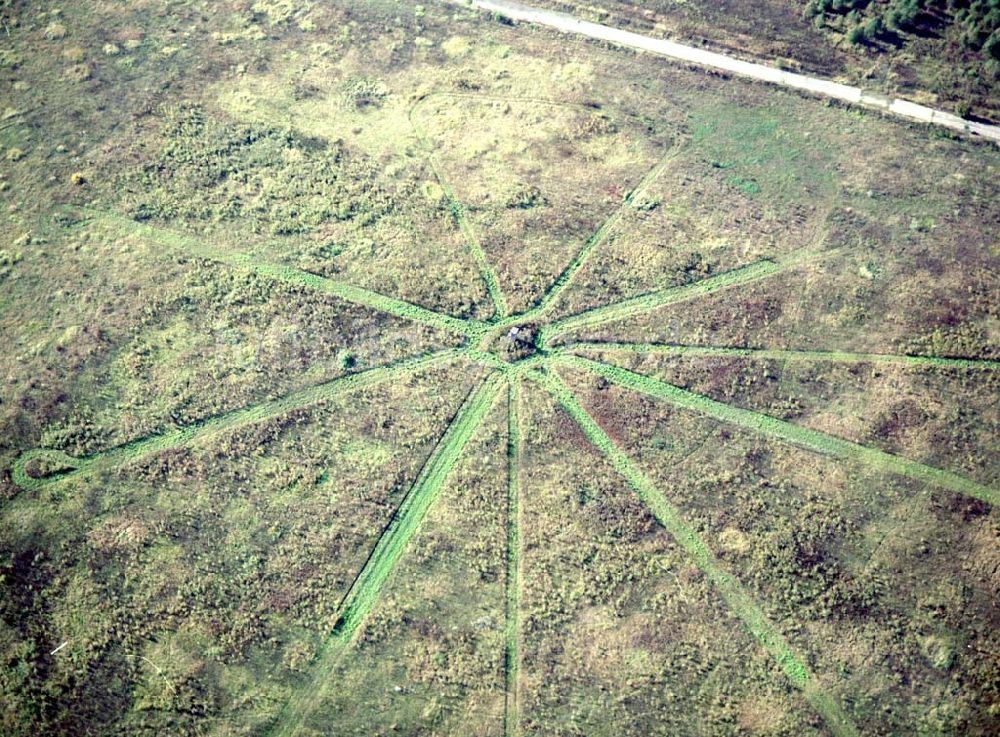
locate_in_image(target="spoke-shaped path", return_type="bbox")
[562,341,1000,370]
[11,349,463,492]
[267,373,505,737]
[527,367,861,737]
[555,355,998,507]
[504,377,525,737]
[10,92,998,737]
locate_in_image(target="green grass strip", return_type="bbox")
[11,349,463,491]
[446,189,508,319]
[461,347,550,375]
[410,92,684,328]
[561,355,999,506]
[541,248,834,346]
[330,371,504,637]
[270,371,504,736]
[72,207,485,338]
[541,260,779,344]
[268,372,504,737]
[528,368,861,737]
[565,342,1000,370]
[504,377,524,737]
[517,143,681,323]
[409,98,508,318]
[463,347,512,372]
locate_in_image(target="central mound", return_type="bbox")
[494,323,540,363]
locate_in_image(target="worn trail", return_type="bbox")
[267,372,504,737]
[562,355,998,505]
[529,368,861,737]
[74,208,485,338]
[542,248,833,345]
[11,350,462,491]
[331,372,504,638]
[564,342,1000,370]
[409,99,508,318]
[503,378,524,737]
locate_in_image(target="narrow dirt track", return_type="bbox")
[449,0,1000,144]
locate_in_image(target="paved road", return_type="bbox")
[449,0,1000,144]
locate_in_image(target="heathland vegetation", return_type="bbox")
[0,1,997,736]
[534,0,1000,120]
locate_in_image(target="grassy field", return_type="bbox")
[0,1,997,736]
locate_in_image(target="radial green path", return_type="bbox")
[409,96,508,318]
[331,372,505,636]
[69,207,486,338]
[563,342,1000,370]
[528,368,861,737]
[514,141,682,323]
[11,349,463,491]
[561,355,999,505]
[409,93,681,326]
[504,378,524,737]
[266,371,504,737]
[540,248,837,346]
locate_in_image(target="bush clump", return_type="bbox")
[804,0,1000,58]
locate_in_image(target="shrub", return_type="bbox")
[886,0,921,32]
[864,15,885,40]
[985,30,1000,59]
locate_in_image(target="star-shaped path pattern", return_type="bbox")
[11,93,998,737]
